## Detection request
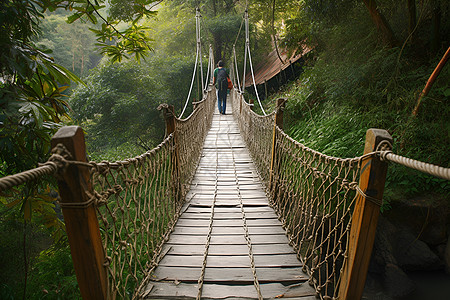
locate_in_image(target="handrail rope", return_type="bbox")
[179,44,199,119]
[243,9,266,115]
[233,46,242,93]
[204,45,212,90]
[241,11,248,92]
[379,151,450,181]
[234,12,245,47]
[179,8,202,118]
[0,135,174,193]
[0,163,58,192]
[197,8,204,94]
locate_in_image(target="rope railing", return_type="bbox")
[230,88,449,300]
[379,151,450,180]
[0,87,216,300]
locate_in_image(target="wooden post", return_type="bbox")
[51,126,108,300]
[264,80,268,99]
[159,104,176,137]
[338,128,392,300]
[239,92,242,114]
[248,98,254,111]
[159,104,182,201]
[269,98,286,190]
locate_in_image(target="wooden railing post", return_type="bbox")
[338,128,392,300]
[160,104,176,137]
[159,104,182,200]
[51,126,108,300]
[269,98,286,190]
[239,91,242,114]
[248,98,254,111]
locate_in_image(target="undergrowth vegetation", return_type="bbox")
[264,4,449,209]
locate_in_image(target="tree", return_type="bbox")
[36,11,101,77]
[361,0,398,47]
[168,0,248,63]
[70,60,166,153]
[0,1,158,296]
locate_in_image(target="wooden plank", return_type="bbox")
[167,234,289,245]
[171,226,286,235]
[144,282,315,299]
[187,186,263,193]
[158,254,302,268]
[175,218,282,227]
[179,212,278,220]
[162,244,296,256]
[167,234,247,245]
[188,200,269,207]
[184,206,275,213]
[152,266,307,283]
[188,193,268,200]
[145,282,258,299]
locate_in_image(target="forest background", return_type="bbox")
[0,0,449,298]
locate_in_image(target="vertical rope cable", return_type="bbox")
[242,10,248,92]
[243,9,266,115]
[180,8,202,118]
[197,8,204,94]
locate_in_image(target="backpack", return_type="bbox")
[216,68,228,91]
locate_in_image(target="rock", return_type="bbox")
[369,217,398,274]
[386,195,449,246]
[383,263,415,298]
[445,238,450,274]
[363,272,393,300]
[394,229,443,271]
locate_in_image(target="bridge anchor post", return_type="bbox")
[269,98,286,197]
[51,126,108,300]
[159,104,182,202]
[338,128,392,300]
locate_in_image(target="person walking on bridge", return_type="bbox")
[213,60,230,114]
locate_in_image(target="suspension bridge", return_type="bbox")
[1,8,449,300]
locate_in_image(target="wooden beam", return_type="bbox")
[159,104,182,201]
[51,126,108,300]
[269,98,286,191]
[338,128,392,300]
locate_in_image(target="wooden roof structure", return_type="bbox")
[244,44,310,87]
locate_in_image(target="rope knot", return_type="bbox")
[41,143,73,177]
[376,140,393,161]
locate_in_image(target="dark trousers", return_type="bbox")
[217,89,227,114]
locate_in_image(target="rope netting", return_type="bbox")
[232,92,275,183]
[90,135,178,299]
[91,88,215,299]
[231,89,368,299]
[231,88,449,299]
[0,88,215,299]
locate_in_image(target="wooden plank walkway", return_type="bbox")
[144,102,315,299]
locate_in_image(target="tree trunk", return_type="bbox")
[412,46,450,117]
[362,0,398,47]
[407,0,416,42]
[213,34,222,63]
[431,4,441,53]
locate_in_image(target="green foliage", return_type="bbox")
[26,245,80,299]
[70,59,166,154]
[36,10,101,77]
[265,0,450,208]
[0,213,54,299]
